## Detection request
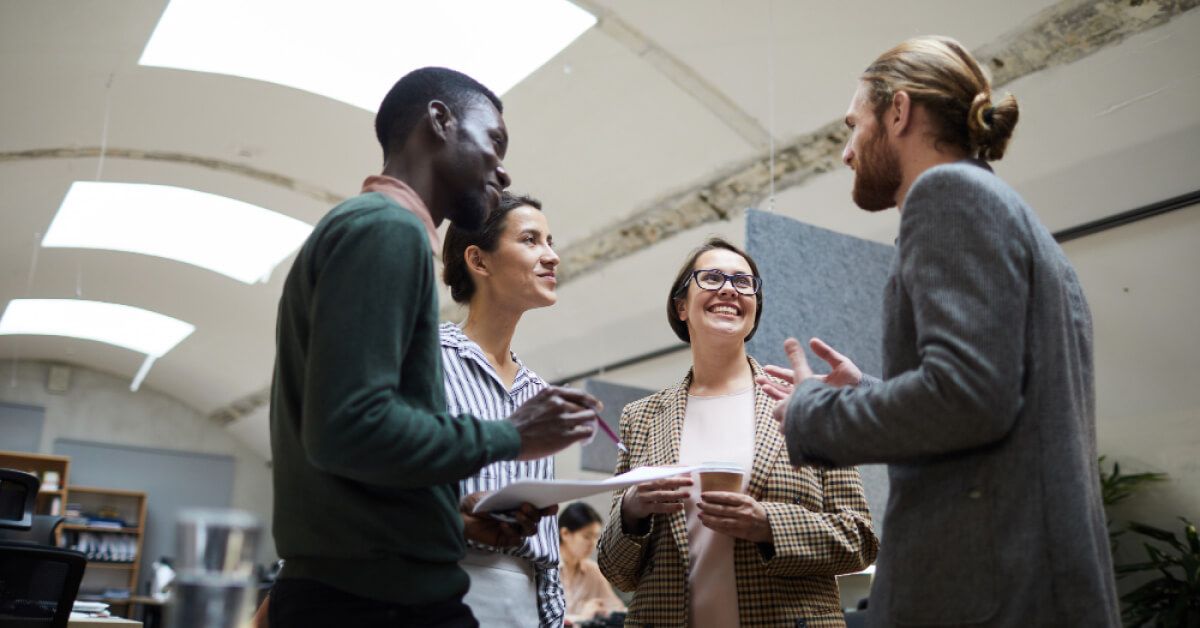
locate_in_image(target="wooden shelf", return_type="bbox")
[0,450,70,518]
[65,485,148,604]
[61,524,141,534]
[70,486,147,498]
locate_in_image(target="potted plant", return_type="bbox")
[1114,518,1200,627]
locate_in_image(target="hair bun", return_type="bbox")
[968,91,1019,161]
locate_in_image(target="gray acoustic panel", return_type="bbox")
[54,439,236,585]
[744,209,894,537]
[0,402,45,453]
[581,379,654,473]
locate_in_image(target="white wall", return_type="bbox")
[1063,207,1200,577]
[0,359,276,563]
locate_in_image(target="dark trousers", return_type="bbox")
[268,578,478,628]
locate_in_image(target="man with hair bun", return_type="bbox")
[758,36,1120,626]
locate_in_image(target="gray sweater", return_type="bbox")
[785,161,1120,627]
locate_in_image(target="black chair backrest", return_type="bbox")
[0,469,40,531]
[0,516,64,546]
[0,543,86,628]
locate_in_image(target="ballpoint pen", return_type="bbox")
[592,410,628,453]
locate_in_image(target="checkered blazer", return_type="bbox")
[597,358,879,627]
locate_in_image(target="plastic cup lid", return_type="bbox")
[698,461,744,473]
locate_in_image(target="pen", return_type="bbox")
[592,410,628,453]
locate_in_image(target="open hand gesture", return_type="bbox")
[756,337,863,427]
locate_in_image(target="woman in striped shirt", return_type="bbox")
[441,191,565,627]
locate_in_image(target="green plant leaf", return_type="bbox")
[1129,521,1185,550]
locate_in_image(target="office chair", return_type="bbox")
[0,515,65,546]
[0,468,87,628]
[0,468,38,531]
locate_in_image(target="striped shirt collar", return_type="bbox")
[439,322,544,393]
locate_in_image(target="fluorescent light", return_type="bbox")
[43,181,312,284]
[139,0,596,111]
[0,299,195,358]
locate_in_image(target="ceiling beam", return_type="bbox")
[571,0,773,150]
[214,0,1199,425]
[0,147,346,206]
[548,0,1200,286]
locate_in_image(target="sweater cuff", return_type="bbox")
[785,380,838,468]
[481,419,522,462]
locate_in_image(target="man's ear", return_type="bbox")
[427,100,455,142]
[465,245,489,278]
[889,91,913,137]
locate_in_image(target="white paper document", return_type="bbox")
[472,465,701,513]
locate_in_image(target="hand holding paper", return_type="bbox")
[472,465,701,514]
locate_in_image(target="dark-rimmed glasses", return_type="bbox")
[680,269,762,295]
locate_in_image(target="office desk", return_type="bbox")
[68,616,142,627]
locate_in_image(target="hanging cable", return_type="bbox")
[766,0,777,212]
[78,72,116,299]
[9,232,42,388]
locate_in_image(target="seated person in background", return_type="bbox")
[597,238,879,628]
[559,502,626,623]
[442,191,567,627]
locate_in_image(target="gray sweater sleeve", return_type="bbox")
[784,166,1031,467]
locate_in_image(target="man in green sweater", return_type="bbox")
[267,67,599,627]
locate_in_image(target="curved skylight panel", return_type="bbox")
[0,299,195,359]
[42,181,313,284]
[138,0,596,111]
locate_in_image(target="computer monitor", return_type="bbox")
[0,469,39,531]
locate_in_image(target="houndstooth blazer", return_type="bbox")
[597,358,879,627]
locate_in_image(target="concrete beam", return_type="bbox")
[550,0,1200,286]
[212,0,1198,425]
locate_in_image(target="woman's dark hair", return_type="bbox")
[559,502,603,533]
[442,191,542,304]
[666,237,764,343]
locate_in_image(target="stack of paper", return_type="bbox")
[473,465,703,513]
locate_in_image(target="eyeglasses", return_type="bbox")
[681,269,762,296]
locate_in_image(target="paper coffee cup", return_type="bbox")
[698,462,745,493]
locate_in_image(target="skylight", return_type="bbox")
[0,299,196,391]
[138,0,596,111]
[0,299,194,359]
[42,181,312,284]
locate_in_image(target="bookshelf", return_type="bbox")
[0,450,71,517]
[65,485,148,607]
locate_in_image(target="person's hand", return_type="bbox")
[460,491,557,547]
[507,386,602,461]
[756,337,863,427]
[620,476,693,531]
[806,337,863,387]
[696,491,772,543]
[578,597,613,619]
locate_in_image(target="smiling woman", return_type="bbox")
[439,191,567,626]
[596,237,879,628]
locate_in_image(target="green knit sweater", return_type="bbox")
[269,191,521,603]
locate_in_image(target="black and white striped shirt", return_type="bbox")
[440,322,564,627]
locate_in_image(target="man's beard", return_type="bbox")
[851,127,902,212]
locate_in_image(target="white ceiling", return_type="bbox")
[1,1,1197,461]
